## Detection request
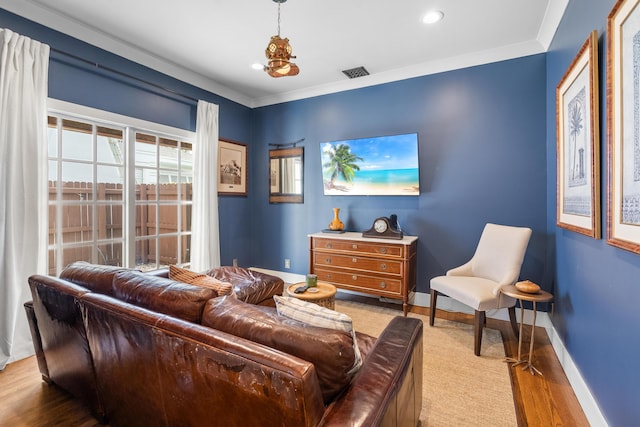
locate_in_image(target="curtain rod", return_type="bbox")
[50,47,199,105]
[268,138,305,148]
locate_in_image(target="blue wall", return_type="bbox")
[252,56,548,292]
[6,2,639,424]
[0,8,254,266]
[547,0,640,425]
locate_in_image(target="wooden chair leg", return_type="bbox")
[429,289,438,326]
[474,310,485,356]
[508,306,519,338]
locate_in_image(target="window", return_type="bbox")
[132,132,193,271]
[47,100,195,275]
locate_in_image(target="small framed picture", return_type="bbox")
[606,0,640,253]
[218,139,247,196]
[556,30,600,238]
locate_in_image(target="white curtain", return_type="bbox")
[190,100,220,272]
[0,29,49,370]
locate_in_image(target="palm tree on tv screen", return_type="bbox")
[323,143,363,189]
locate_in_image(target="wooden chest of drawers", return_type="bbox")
[309,232,418,315]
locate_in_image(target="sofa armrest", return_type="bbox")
[320,316,423,427]
[27,274,106,421]
[23,301,50,383]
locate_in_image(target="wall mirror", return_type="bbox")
[269,147,303,203]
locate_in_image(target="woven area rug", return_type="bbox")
[335,300,517,427]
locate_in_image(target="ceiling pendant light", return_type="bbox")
[422,10,444,24]
[264,0,299,78]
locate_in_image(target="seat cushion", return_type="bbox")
[112,270,217,323]
[430,275,515,311]
[60,261,134,295]
[201,296,356,404]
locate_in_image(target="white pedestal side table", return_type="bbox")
[501,284,553,376]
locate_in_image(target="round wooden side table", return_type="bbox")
[286,282,337,309]
[501,284,553,376]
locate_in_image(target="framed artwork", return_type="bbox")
[607,0,640,254]
[218,139,247,196]
[556,30,600,238]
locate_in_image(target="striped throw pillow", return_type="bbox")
[273,295,362,374]
[169,265,235,297]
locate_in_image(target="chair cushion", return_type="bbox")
[169,265,235,297]
[201,296,356,404]
[430,275,515,311]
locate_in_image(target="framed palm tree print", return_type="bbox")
[607,0,640,254]
[556,30,600,238]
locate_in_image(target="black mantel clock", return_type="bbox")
[362,215,404,240]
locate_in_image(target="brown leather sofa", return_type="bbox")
[24,263,423,426]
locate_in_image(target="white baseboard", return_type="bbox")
[545,321,609,426]
[251,268,607,426]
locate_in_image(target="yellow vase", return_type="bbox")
[329,208,345,230]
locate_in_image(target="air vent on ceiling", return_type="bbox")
[342,66,370,79]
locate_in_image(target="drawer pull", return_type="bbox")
[325,258,332,264]
[327,274,332,279]
[326,243,332,249]
[352,275,358,280]
[352,257,358,263]
[380,282,387,289]
[380,247,387,254]
[352,244,358,249]
[380,263,387,270]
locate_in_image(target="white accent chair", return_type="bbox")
[429,223,532,356]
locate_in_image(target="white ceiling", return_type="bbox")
[1,0,568,108]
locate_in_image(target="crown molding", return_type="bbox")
[2,0,568,109]
[251,39,546,107]
[0,0,253,107]
[537,0,569,50]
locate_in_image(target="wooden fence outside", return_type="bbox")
[49,181,191,274]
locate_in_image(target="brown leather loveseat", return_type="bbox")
[24,262,423,426]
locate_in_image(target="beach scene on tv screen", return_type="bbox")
[320,133,420,196]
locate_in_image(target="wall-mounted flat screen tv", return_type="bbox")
[320,132,420,196]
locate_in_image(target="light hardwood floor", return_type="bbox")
[0,295,589,427]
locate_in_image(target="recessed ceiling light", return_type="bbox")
[423,10,444,24]
[251,63,264,70]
